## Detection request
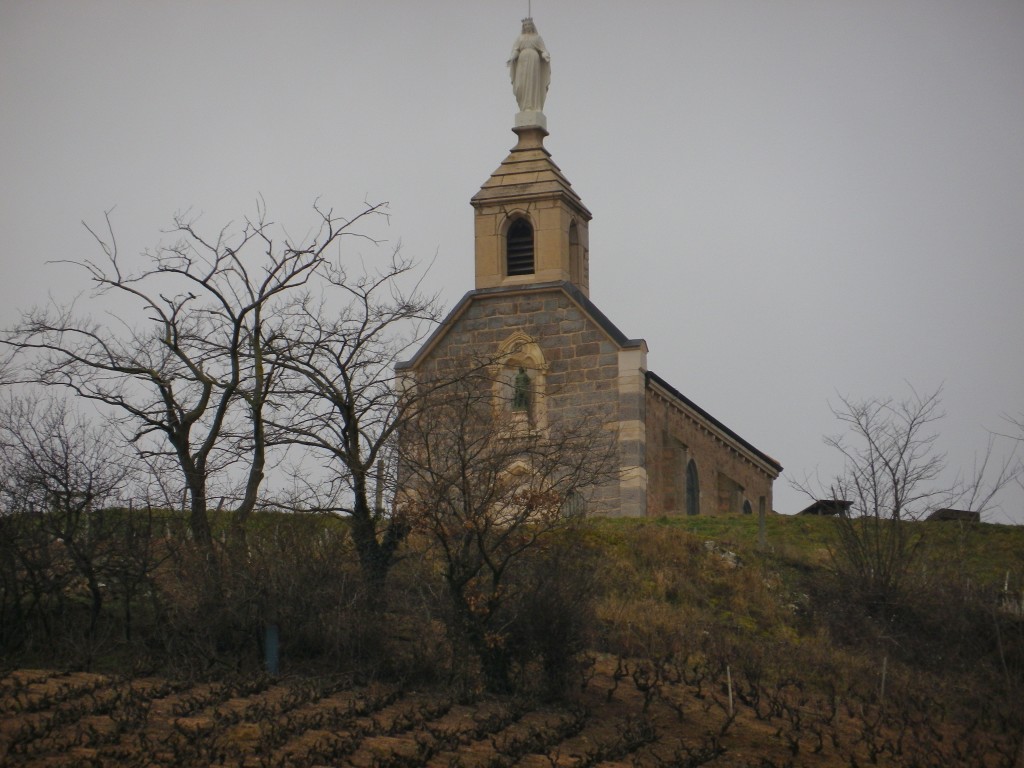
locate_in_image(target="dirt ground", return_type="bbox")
[0,655,1014,767]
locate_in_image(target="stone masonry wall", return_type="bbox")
[645,386,776,517]
[413,287,626,516]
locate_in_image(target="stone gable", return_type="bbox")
[403,284,648,517]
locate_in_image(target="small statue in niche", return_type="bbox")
[512,367,531,411]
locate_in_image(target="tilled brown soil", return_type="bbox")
[0,657,1014,767]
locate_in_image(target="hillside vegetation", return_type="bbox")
[2,511,1023,765]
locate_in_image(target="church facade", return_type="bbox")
[396,21,780,518]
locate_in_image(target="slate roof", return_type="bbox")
[646,370,783,474]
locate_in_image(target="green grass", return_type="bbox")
[589,513,1023,588]
[913,518,1024,586]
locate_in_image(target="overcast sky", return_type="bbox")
[2,1,1022,521]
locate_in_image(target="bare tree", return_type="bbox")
[817,388,944,608]
[955,430,1021,518]
[2,200,387,551]
[263,247,440,593]
[398,370,617,691]
[0,392,134,645]
[1015,415,1024,500]
[800,386,1017,609]
[996,412,1024,499]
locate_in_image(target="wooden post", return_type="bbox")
[726,664,734,717]
[879,654,887,706]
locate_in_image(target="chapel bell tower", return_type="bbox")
[470,18,592,297]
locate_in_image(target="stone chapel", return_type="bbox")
[396,19,781,518]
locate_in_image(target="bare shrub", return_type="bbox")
[399,369,616,693]
[501,530,601,698]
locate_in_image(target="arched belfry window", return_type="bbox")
[506,218,535,276]
[686,460,700,516]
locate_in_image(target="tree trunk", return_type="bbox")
[348,470,405,601]
[187,477,214,552]
[350,498,389,596]
[86,573,103,641]
[452,594,511,693]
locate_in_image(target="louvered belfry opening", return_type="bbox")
[506,218,535,275]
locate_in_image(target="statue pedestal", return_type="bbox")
[508,409,531,437]
[512,124,549,151]
[515,110,547,130]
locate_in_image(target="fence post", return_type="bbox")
[726,664,734,717]
[879,654,887,706]
[265,624,280,676]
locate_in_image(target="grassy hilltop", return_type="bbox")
[2,512,1023,766]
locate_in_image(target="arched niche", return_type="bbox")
[494,331,547,430]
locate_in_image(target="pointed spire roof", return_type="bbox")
[470,127,591,220]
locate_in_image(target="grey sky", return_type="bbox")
[2,1,1022,521]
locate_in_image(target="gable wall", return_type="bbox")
[645,386,776,517]
[413,289,631,516]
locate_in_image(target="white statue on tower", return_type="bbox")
[507,17,550,127]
